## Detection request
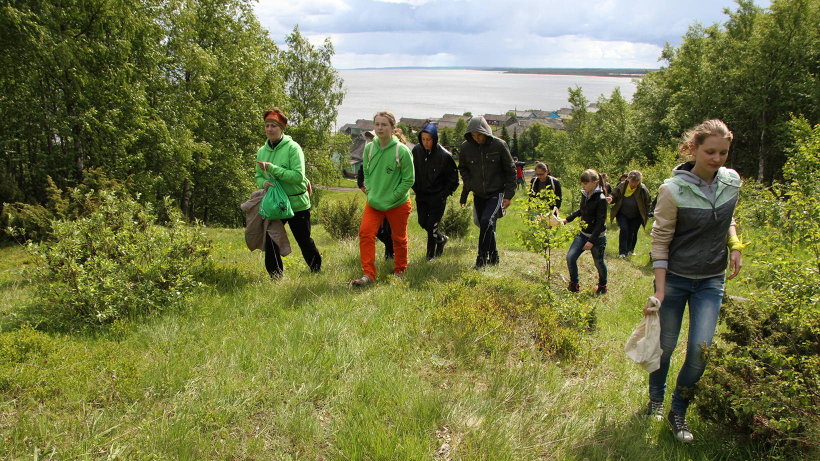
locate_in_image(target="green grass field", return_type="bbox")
[0,190,778,460]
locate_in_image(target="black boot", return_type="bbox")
[488,251,499,265]
[474,253,488,269]
[426,234,437,260]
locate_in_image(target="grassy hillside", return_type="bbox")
[0,190,781,459]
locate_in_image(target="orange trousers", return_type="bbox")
[359,199,411,280]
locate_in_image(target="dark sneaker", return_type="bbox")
[667,411,694,443]
[349,275,373,287]
[568,282,580,293]
[646,400,664,421]
[596,284,607,295]
[488,251,499,265]
[474,254,487,269]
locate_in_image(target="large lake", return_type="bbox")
[336,68,639,127]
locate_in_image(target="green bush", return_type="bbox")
[439,196,471,238]
[317,196,362,240]
[433,272,594,359]
[29,192,211,325]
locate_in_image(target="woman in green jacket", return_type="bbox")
[255,108,321,277]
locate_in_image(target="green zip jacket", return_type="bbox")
[362,136,415,211]
[255,135,311,212]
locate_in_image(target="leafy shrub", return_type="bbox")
[29,192,211,325]
[433,272,594,359]
[697,119,820,453]
[3,169,129,242]
[439,196,471,238]
[518,190,576,279]
[317,196,362,240]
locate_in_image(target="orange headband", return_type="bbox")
[264,111,287,128]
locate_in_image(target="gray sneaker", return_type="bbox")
[646,400,664,421]
[350,275,373,287]
[667,411,694,442]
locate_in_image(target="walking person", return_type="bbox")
[562,169,608,294]
[412,122,460,260]
[458,116,516,268]
[254,108,321,278]
[529,162,562,213]
[350,111,415,286]
[514,157,526,190]
[608,170,652,257]
[357,130,393,260]
[646,119,744,443]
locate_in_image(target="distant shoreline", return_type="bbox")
[342,67,653,78]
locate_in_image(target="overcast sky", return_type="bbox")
[254,0,772,69]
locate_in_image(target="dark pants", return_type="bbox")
[474,193,504,260]
[417,195,448,258]
[566,233,607,286]
[616,213,643,256]
[264,208,321,277]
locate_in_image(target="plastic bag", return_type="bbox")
[624,296,662,372]
[259,180,294,220]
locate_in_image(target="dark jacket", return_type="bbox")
[412,123,459,198]
[529,175,563,210]
[610,181,652,226]
[458,116,516,203]
[566,187,607,242]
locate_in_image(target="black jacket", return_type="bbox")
[412,123,459,198]
[566,188,607,241]
[458,116,516,203]
[529,175,563,210]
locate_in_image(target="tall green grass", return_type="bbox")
[0,192,793,460]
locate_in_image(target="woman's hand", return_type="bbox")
[606,196,613,204]
[727,249,743,280]
[582,241,593,251]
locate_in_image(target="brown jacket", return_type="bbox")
[241,189,292,254]
[610,181,652,226]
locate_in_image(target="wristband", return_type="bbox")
[728,235,746,252]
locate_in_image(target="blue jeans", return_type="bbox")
[616,213,642,255]
[566,233,607,285]
[649,273,725,415]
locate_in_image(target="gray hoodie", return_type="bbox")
[458,116,516,203]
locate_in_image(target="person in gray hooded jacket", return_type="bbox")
[458,116,516,268]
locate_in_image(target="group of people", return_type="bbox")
[252,110,744,444]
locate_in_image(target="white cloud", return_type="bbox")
[255,0,772,68]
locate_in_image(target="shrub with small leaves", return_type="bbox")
[317,196,362,240]
[29,192,211,325]
[439,196,471,238]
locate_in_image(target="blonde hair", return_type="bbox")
[373,111,407,143]
[679,119,734,155]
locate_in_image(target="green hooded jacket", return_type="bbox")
[255,135,311,212]
[362,135,415,211]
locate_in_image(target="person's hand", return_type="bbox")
[643,296,661,316]
[359,186,367,194]
[502,198,511,209]
[256,160,271,171]
[582,241,593,251]
[727,250,743,280]
[263,181,273,190]
[460,202,466,208]
[606,196,613,204]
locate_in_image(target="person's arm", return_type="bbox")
[587,196,608,241]
[500,142,516,204]
[553,177,562,211]
[357,163,365,191]
[650,185,678,306]
[445,152,460,196]
[458,145,470,205]
[726,222,743,280]
[394,145,415,200]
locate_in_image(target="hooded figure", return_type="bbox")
[458,116,516,268]
[411,122,460,259]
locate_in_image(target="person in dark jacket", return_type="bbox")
[608,170,652,257]
[529,162,562,212]
[412,122,460,259]
[357,130,393,259]
[562,169,608,294]
[458,116,516,268]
